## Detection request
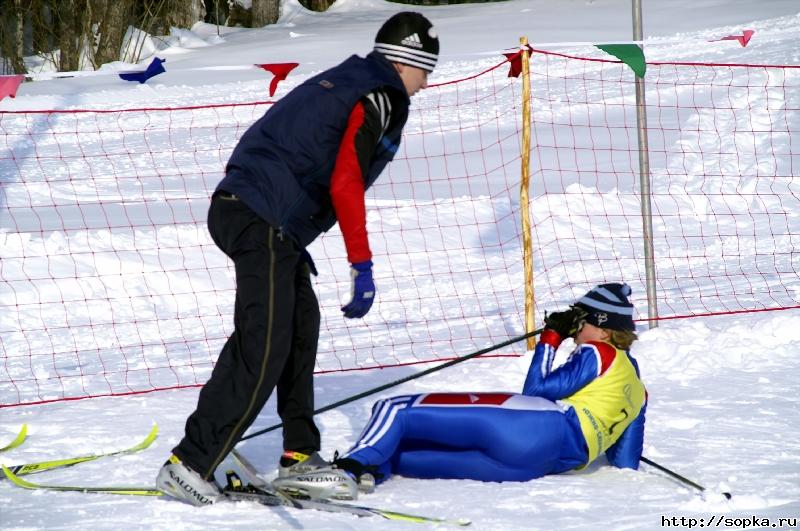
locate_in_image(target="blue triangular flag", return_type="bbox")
[119,57,166,84]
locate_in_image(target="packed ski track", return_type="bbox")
[2,0,800,529]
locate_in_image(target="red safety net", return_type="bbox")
[528,50,800,317]
[1,50,798,407]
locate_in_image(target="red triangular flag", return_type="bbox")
[503,45,533,78]
[256,63,300,96]
[0,75,24,101]
[712,29,755,47]
[504,51,523,78]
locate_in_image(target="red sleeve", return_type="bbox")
[539,329,563,349]
[330,101,372,263]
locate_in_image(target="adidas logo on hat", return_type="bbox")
[401,33,423,49]
[374,12,440,73]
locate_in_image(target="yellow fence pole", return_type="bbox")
[519,37,535,351]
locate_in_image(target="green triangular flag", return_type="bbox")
[595,44,646,78]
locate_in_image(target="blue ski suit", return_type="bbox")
[341,330,647,483]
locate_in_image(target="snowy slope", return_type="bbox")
[2,1,800,529]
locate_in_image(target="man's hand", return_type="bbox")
[300,248,318,276]
[341,260,375,318]
[544,307,586,338]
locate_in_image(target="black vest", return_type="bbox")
[218,52,410,248]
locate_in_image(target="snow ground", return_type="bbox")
[1,0,799,529]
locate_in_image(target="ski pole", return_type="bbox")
[641,456,732,499]
[239,327,543,442]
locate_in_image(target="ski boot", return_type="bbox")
[332,456,381,494]
[156,454,221,506]
[272,466,358,500]
[278,450,331,478]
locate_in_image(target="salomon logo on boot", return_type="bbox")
[272,468,358,501]
[155,455,220,506]
[168,469,214,505]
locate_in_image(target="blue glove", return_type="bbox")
[341,260,375,318]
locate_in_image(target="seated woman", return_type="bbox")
[276,283,647,498]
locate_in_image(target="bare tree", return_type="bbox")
[13,0,24,70]
[56,0,91,72]
[146,0,205,35]
[227,1,251,27]
[94,0,135,67]
[0,0,312,75]
[30,0,55,59]
[307,0,335,12]
[204,0,228,26]
[251,0,280,27]
[0,0,26,73]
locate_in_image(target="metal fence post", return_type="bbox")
[632,0,659,328]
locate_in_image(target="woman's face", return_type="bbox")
[574,322,609,344]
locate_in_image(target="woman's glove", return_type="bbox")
[544,307,586,338]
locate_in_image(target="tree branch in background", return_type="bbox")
[0,0,27,74]
[0,0,331,75]
[56,0,86,71]
[94,0,135,68]
[252,0,280,27]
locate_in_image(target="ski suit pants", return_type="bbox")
[173,193,321,480]
[342,392,588,483]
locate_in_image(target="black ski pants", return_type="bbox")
[174,192,321,480]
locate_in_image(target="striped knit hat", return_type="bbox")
[374,12,439,73]
[574,283,636,331]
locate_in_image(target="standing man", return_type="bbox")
[156,12,440,506]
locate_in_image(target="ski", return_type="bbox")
[1,463,162,496]
[224,486,471,526]
[0,425,27,453]
[3,443,469,526]
[229,449,471,526]
[1,423,158,478]
[3,464,470,526]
